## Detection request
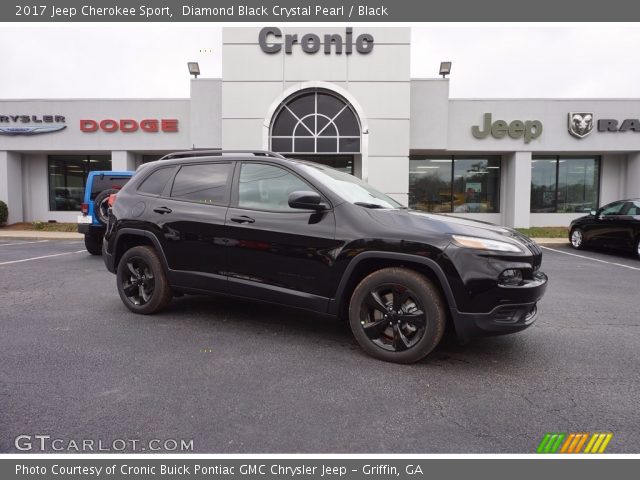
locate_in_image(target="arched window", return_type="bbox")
[270,90,361,154]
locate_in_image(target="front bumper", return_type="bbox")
[451,271,548,339]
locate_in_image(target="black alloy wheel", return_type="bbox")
[116,246,172,314]
[360,284,427,352]
[349,267,446,363]
[122,257,155,306]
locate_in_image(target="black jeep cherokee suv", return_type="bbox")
[103,150,547,363]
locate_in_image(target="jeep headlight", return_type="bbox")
[452,235,523,253]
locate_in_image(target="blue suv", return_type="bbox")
[77,170,133,255]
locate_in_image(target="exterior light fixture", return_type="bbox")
[187,62,200,78]
[439,61,452,78]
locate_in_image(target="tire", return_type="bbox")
[570,227,585,250]
[635,237,640,261]
[84,233,103,256]
[93,188,118,225]
[348,267,446,364]
[116,246,172,314]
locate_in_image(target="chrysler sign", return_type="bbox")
[0,115,66,136]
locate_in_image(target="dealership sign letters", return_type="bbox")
[472,113,543,143]
[80,119,179,133]
[259,27,374,54]
[568,112,640,138]
[0,114,66,136]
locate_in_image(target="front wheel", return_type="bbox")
[570,228,585,250]
[348,267,446,364]
[116,246,172,314]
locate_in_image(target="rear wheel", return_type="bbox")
[570,228,585,250]
[116,246,172,314]
[348,267,446,364]
[635,238,640,260]
[84,233,102,256]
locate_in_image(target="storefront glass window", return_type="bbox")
[452,157,501,213]
[409,157,501,213]
[48,155,111,211]
[531,156,599,213]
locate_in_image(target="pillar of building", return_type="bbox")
[0,151,23,224]
[626,152,640,199]
[503,151,532,228]
[111,151,137,172]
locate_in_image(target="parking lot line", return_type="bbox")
[541,246,640,271]
[0,249,85,266]
[0,240,49,247]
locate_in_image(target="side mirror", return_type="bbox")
[590,210,597,216]
[288,190,326,211]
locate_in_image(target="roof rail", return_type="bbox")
[158,150,287,161]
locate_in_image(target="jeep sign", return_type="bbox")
[472,113,543,143]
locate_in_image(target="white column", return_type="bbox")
[626,152,640,199]
[503,151,532,228]
[111,151,136,172]
[0,151,23,224]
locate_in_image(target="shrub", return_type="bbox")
[0,200,7,225]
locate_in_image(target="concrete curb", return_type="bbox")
[0,230,83,240]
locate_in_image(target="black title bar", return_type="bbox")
[5,0,640,22]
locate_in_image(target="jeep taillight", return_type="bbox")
[81,203,89,215]
[107,194,117,207]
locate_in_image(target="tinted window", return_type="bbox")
[600,201,625,216]
[170,163,232,205]
[531,156,600,213]
[90,176,130,198]
[628,202,640,216]
[137,168,173,196]
[238,163,311,212]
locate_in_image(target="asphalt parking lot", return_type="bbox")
[1,239,638,453]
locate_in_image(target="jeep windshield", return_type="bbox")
[298,163,402,209]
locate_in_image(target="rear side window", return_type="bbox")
[90,176,130,200]
[170,163,232,205]
[238,163,312,212]
[138,167,174,196]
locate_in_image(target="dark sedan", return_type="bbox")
[569,199,640,259]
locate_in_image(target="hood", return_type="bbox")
[359,207,532,246]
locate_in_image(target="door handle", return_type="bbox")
[153,206,172,214]
[230,215,255,224]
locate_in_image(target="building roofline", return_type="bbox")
[0,97,189,102]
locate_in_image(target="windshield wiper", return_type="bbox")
[354,202,386,209]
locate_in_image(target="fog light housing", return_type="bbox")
[499,269,523,286]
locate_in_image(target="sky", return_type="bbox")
[1,24,640,99]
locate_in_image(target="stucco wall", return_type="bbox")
[221,27,411,204]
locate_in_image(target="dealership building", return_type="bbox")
[1,27,640,227]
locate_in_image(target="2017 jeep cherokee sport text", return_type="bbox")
[103,151,548,363]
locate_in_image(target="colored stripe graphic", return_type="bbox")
[537,433,613,453]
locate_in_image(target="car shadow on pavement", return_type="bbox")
[161,293,527,367]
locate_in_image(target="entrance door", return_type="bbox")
[291,155,354,175]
